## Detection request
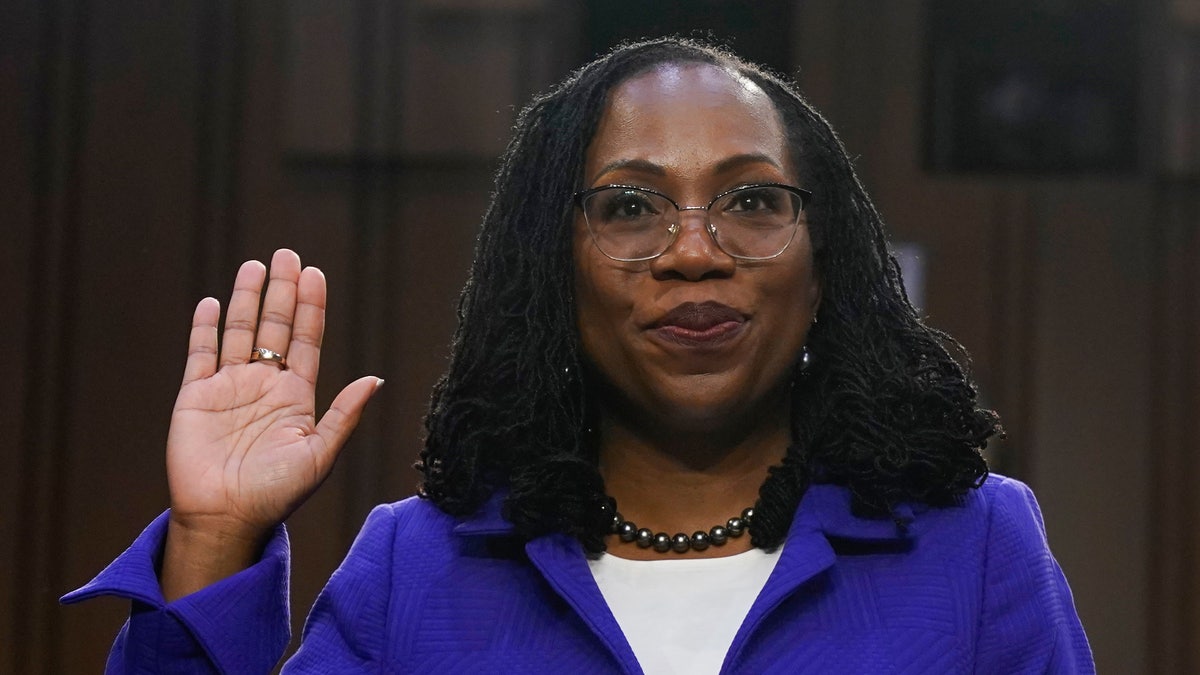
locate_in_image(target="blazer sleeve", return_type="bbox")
[281,502,399,671]
[973,478,1094,674]
[60,511,292,675]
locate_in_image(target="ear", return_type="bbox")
[808,270,822,322]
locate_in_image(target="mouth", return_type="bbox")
[650,301,747,347]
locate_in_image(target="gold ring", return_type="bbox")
[250,347,287,369]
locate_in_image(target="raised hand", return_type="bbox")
[161,249,381,600]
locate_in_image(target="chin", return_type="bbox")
[653,390,782,435]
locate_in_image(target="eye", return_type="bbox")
[596,189,661,221]
[724,187,781,214]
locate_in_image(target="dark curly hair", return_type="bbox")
[418,37,1000,553]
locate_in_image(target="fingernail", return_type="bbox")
[374,377,385,389]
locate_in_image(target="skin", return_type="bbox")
[161,249,382,600]
[574,64,821,559]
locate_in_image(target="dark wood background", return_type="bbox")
[2,1,1197,672]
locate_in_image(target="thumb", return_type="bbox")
[313,376,384,456]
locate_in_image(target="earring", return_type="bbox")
[799,345,812,372]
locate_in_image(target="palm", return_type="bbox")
[170,366,323,530]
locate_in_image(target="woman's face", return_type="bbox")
[573,63,821,437]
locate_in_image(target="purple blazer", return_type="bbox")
[63,473,1093,673]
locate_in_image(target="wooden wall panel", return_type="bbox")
[8,0,96,670]
[1148,177,1200,673]
[0,0,39,666]
[53,1,207,670]
[1147,4,1200,669]
[1028,182,1153,675]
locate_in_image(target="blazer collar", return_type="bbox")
[802,483,921,540]
[452,491,515,536]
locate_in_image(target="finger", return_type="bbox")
[181,297,220,386]
[287,267,327,385]
[312,376,384,464]
[219,260,267,367]
[253,249,302,360]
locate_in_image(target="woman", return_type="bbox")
[65,38,1092,673]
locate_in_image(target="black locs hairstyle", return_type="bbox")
[418,37,1000,553]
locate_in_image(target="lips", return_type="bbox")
[650,301,746,346]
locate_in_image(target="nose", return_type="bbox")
[649,208,735,281]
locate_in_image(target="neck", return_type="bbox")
[596,405,791,560]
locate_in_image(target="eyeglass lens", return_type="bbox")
[581,186,804,261]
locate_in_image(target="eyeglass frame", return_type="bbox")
[572,182,814,262]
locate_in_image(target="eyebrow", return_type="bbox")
[713,153,784,174]
[592,153,783,183]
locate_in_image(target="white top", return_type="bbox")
[587,546,783,674]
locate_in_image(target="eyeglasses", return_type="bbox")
[573,183,812,262]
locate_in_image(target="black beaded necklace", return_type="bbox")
[609,507,755,554]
